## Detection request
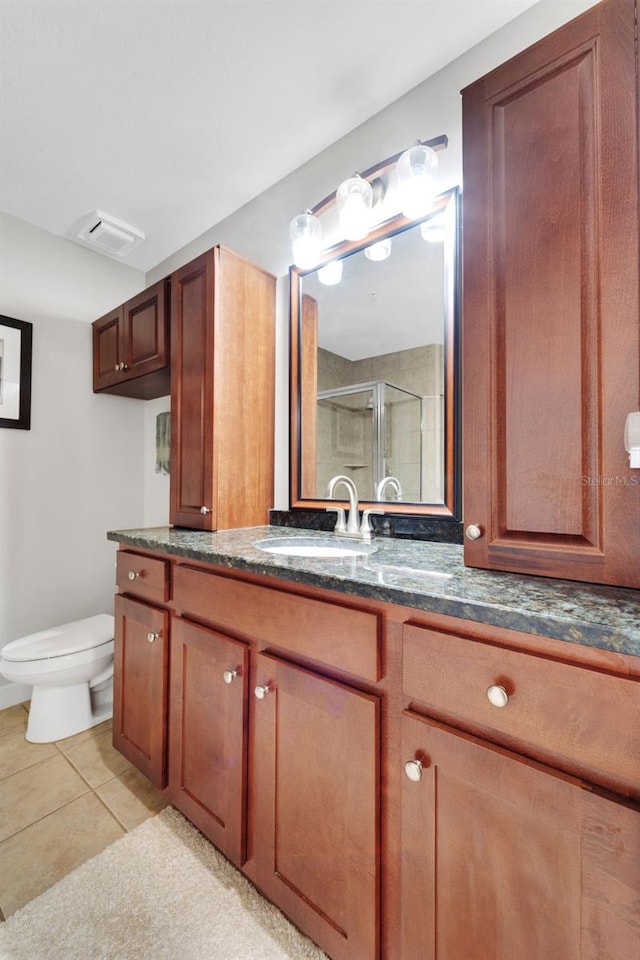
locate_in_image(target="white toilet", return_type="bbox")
[0,614,115,743]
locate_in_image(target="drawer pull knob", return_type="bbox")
[128,570,141,581]
[404,759,424,782]
[223,669,239,684]
[486,684,509,708]
[147,631,160,644]
[254,684,270,700]
[465,524,483,541]
[200,506,211,515]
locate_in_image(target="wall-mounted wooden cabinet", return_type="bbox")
[461,0,640,587]
[169,246,275,531]
[92,278,170,399]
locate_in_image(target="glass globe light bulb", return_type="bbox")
[289,213,323,269]
[364,239,392,262]
[336,176,373,241]
[396,143,438,219]
[318,259,343,285]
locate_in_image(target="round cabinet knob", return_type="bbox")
[200,506,211,515]
[486,684,509,708]
[223,669,239,684]
[465,524,483,541]
[404,759,424,783]
[254,684,270,700]
[147,631,160,644]
[128,570,141,581]
[114,363,120,373]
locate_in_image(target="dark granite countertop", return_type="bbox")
[107,525,640,658]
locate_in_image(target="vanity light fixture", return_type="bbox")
[318,259,344,285]
[336,174,373,240]
[364,238,392,261]
[396,141,439,219]
[420,217,445,243]
[290,211,323,269]
[288,134,447,267]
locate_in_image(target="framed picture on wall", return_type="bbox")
[0,315,33,430]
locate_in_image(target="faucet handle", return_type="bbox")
[360,508,384,539]
[326,506,347,534]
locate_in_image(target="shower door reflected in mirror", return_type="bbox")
[291,186,460,518]
[317,380,428,503]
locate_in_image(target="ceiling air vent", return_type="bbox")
[75,211,145,258]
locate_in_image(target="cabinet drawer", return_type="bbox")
[403,623,640,797]
[174,565,381,681]
[116,550,169,605]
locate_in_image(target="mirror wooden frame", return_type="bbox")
[289,186,461,521]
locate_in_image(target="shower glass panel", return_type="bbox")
[315,380,422,501]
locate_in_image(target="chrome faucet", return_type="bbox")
[326,475,383,541]
[375,476,403,500]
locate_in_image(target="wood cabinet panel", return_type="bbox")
[403,622,640,798]
[92,279,170,399]
[169,618,249,866]
[173,564,382,681]
[462,0,640,586]
[170,246,275,531]
[92,307,123,391]
[400,710,640,960]
[251,652,380,960]
[116,550,170,605]
[113,595,169,788]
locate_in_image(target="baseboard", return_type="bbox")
[0,680,32,710]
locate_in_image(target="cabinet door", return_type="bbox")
[122,279,170,385]
[92,306,123,391]
[113,594,169,788]
[170,250,216,529]
[400,711,640,960]
[169,618,248,866]
[462,0,639,587]
[251,652,380,960]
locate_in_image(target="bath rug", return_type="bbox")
[0,805,328,959]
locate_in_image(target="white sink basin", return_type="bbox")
[254,537,374,559]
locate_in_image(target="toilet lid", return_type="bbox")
[1,614,115,661]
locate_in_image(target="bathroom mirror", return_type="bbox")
[290,186,460,519]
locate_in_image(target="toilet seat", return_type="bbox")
[1,614,114,661]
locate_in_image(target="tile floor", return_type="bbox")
[0,702,168,920]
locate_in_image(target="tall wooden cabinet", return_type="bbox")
[461,0,640,587]
[169,246,276,530]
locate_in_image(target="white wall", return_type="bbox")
[0,214,147,704]
[0,0,600,705]
[145,0,600,511]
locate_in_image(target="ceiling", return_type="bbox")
[0,0,538,274]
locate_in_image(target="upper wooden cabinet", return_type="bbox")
[93,278,170,399]
[461,0,640,587]
[169,245,276,530]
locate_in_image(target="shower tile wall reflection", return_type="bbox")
[316,344,444,503]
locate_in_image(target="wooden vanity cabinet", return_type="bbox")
[93,278,170,399]
[170,246,275,530]
[398,618,640,960]
[171,563,382,960]
[112,544,639,960]
[113,550,171,788]
[400,712,640,960]
[113,594,169,788]
[168,618,249,866]
[461,0,640,587]
[250,652,380,960]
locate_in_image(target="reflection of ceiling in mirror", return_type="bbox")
[303,222,445,361]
